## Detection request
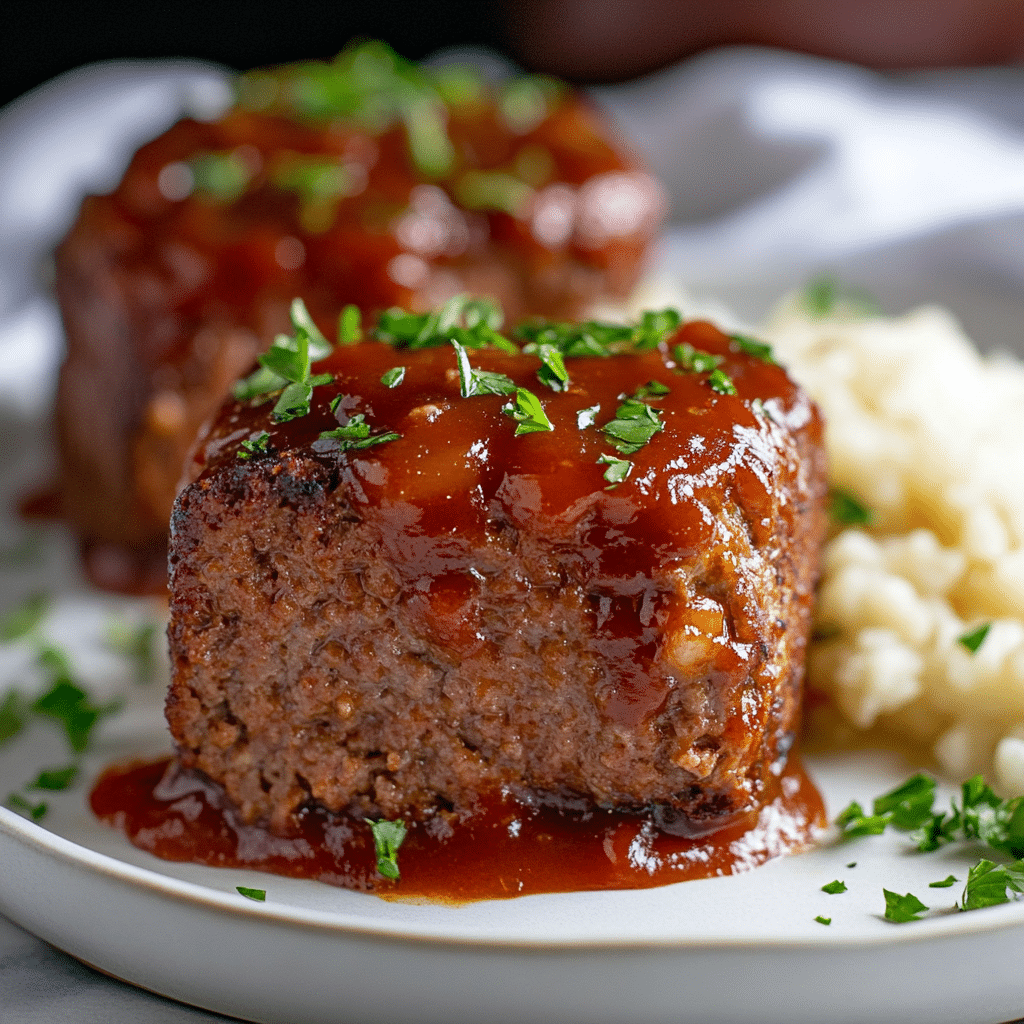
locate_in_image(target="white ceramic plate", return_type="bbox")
[6,55,1024,1024]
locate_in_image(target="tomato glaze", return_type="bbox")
[91,755,824,902]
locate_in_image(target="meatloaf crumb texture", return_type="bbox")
[167,319,826,834]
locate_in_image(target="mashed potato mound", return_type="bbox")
[765,297,1024,794]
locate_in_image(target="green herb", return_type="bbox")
[0,593,49,642]
[673,343,723,374]
[338,305,362,346]
[883,889,929,923]
[517,309,680,359]
[929,875,958,888]
[802,276,880,319]
[846,862,857,868]
[828,488,874,527]
[189,151,253,202]
[381,367,406,388]
[0,691,24,745]
[451,340,517,398]
[6,792,47,822]
[499,75,563,134]
[376,297,515,353]
[32,659,123,755]
[632,380,671,400]
[835,800,890,839]
[577,405,600,429]
[532,343,570,392]
[814,915,832,926]
[597,454,632,488]
[454,169,533,216]
[730,334,776,364]
[708,369,737,396]
[319,413,400,451]
[873,772,937,830]
[821,879,848,894]
[503,388,554,435]
[237,432,271,460]
[600,397,664,456]
[366,818,407,880]
[233,299,334,420]
[105,620,158,686]
[236,886,267,901]
[270,153,352,231]
[961,859,1024,911]
[959,623,992,654]
[29,765,79,791]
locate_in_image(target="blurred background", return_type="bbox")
[5,0,1024,111]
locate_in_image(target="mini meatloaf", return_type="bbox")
[166,305,826,835]
[53,43,664,592]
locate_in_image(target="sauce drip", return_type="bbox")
[91,756,824,902]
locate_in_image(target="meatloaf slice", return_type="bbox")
[166,305,826,836]
[53,44,664,592]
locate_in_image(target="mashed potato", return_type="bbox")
[765,295,1024,794]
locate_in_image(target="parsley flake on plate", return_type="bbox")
[814,915,831,926]
[883,889,929,923]
[366,818,408,880]
[6,793,48,822]
[29,765,79,792]
[821,880,848,895]
[236,886,267,902]
[929,875,958,888]
[0,593,49,643]
[960,859,1024,910]
[0,691,24,745]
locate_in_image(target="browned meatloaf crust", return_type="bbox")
[167,312,826,835]
[53,46,664,592]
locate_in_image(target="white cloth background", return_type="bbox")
[2,46,1024,1022]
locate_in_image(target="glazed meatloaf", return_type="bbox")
[54,43,664,592]
[167,302,826,835]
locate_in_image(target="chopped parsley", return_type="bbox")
[32,649,123,755]
[531,343,570,392]
[503,388,554,435]
[454,169,533,216]
[189,151,253,203]
[673,343,723,374]
[958,623,992,654]
[517,309,681,359]
[0,691,24,744]
[376,296,515,353]
[0,593,49,642]
[236,886,267,901]
[814,915,832,926]
[319,413,401,451]
[633,380,671,400]
[380,366,406,388]
[730,334,776,364]
[828,488,874,527]
[366,818,407,880]
[451,340,517,398]
[6,792,48,822]
[707,369,737,396]
[233,299,334,421]
[929,875,958,888]
[883,889,928,923]
[237,432,271,460]
[961,859,1024,910]
[597,454,632,488]
[821,879,848,894]
[600,397,664,456]
[576,405,600,429]
[269,153,353,232]
[338,305,362,346]
[29,765,79,791]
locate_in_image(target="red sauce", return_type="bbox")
[91,755,824,902]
